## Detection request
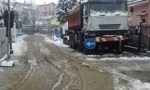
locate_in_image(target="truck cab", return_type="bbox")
[82,0,128,34]
[68,0,129,54]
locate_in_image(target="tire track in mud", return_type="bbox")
[20,35,61,90]
[33,36,70,90]
[6,50,37,90]
[8,34,113,90]
[44,43,109,90]
[44,43,84,90]
[12,41,38,90]
[45,42,112,90]
[52,74,64,90]
[44,40,114,90]
[7,35,62,90]
[26,35,63,90]
[41,47,74,90]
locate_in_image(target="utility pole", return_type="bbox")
[6,0,10,61]
[6,0,13,60]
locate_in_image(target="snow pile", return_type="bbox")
[131,80,150,90]
[0,54,7,61]
[90,10,128,16]
[101,56,150,61]
[34,33,46,37]
[113,71,150,90]
[12,35,27,56]
[86,56,150,61]
[45,36,69,48]
[115,77,150,90]
[54,35,61,41]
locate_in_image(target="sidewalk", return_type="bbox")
[0,34,30,90]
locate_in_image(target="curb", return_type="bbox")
[0,54,15,67]
[0,54,8,62]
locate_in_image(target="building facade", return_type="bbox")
[0,0,7,59]
[13,2,36,25]
[36,2,56,25]
[129,0,150,48]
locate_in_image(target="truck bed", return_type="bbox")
[68,7,82,30]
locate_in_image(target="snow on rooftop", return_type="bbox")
[90,10,128,16]
[12,35,28,56]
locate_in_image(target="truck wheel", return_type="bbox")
[63,38,65,44]
[69,40,72,48]
[63,38,67,44]
[77,43,82,51]
[83,48,88,55]
[116,48,122,54]
[71,41,75,48]
[97,43,104,55]
[83,45,91,55]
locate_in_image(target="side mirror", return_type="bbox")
[130,6,134,13]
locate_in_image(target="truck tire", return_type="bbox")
[63,37,68,44]
[69,39,72,48]
[77,42,82,51]
[116,44,124,54]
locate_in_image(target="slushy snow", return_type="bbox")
[12,35,27,56]
[45,35,69,48]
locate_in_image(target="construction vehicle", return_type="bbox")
[68,0,129,54]
[60,22,69,45]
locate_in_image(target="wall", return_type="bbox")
[129,3,148,26]
[36,3,56,19]
[0,27,7,59]
[129,2,150,48]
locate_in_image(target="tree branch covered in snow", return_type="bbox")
[56,0,77,24]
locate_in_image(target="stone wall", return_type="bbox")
[0,27,7,59]
[11,23,17,42]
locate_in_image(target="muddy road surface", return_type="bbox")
[5,34,113,90]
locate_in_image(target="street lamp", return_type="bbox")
[6,0,13,60]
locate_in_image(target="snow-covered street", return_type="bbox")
[0,34,150,90]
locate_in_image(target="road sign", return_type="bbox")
[84,38,96,49]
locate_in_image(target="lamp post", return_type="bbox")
[6,0,13,60]
[6,0,10,60]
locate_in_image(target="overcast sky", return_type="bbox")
[15,0,58,5]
